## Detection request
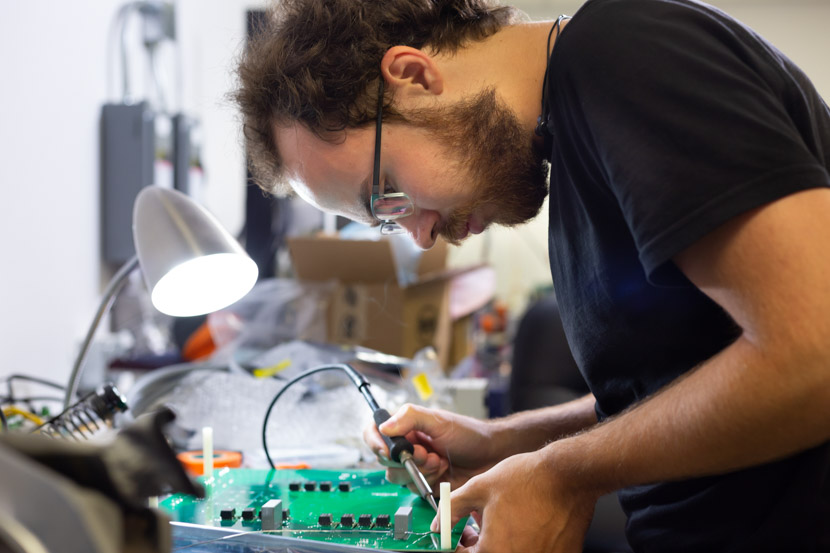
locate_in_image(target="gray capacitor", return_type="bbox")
[394,506,413,540]
[261,499,283,531]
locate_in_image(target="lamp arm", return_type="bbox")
[63,255,140,410]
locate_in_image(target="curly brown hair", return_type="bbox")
[234,0,523,196]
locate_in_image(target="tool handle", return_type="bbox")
[373,408,414,463]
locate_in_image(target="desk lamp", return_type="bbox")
[63,186,258,409]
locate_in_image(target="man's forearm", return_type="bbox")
[489,393,598,457]
[546,336,830,496]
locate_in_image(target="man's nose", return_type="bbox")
[397,209,439,250]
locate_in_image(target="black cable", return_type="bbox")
[1,374,66,390]
[260,363,436,509]
[1,396,64,406]
[3,374,65,407]
[0,407,7,432]
[4,394,61,404]
[261,363,418,470]
[261,363,370,469]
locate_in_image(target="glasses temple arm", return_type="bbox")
[373,78,384,195]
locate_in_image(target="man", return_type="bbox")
[235,0,830,551]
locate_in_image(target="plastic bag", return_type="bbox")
[208,278,336,358]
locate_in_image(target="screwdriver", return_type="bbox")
[348,366,440,513]
[372,407,440,513]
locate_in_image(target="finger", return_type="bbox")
[384,449,445,486]
[375,445,445,473]
[376,454,400,468]
[418,450,448,476]
[406,431,442,463]
[365,423,414,470]
[459,525,480,548]
[378,403,446,439]
[411,429,439,450]
[431,481,484,533]
[363,423,392,458]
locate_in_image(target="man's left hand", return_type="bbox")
[434,448,599,553]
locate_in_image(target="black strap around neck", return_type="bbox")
[535,14,570,138]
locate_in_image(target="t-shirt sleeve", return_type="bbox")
[552,0,830,284]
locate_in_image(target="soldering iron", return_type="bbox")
[261,363,439,513]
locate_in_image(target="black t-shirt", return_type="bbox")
[544,0,830,550]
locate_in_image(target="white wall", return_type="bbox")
[0,0,261,385]
[0,0,827,386]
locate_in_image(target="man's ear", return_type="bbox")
[380,46,444,96]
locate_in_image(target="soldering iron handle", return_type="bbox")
[373,408,414,463]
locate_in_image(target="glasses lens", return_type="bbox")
[373,194,413,219]
[380,221,406,235]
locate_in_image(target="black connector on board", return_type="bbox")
[220,508,235,521]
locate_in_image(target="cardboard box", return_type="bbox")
[288,235,494,369]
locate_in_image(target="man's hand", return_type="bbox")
[363,403,502,493]
[437,449,598,553]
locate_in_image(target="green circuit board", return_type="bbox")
[160,468,464,551]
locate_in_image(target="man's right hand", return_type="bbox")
[362,403,502,494]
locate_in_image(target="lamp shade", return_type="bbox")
[132,186,258,317]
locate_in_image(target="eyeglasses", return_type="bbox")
[370,78,414,235]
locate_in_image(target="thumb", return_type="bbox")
[430,479,483,534]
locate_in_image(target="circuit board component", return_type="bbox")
[160,468,464,551]
[394,506,413,540]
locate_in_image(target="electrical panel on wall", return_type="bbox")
[101,1,201,264]
[101,102,155,264]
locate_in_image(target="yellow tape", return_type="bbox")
[253,359,291,378]
[411,373,434,401]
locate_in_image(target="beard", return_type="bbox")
[400,88,549,245]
